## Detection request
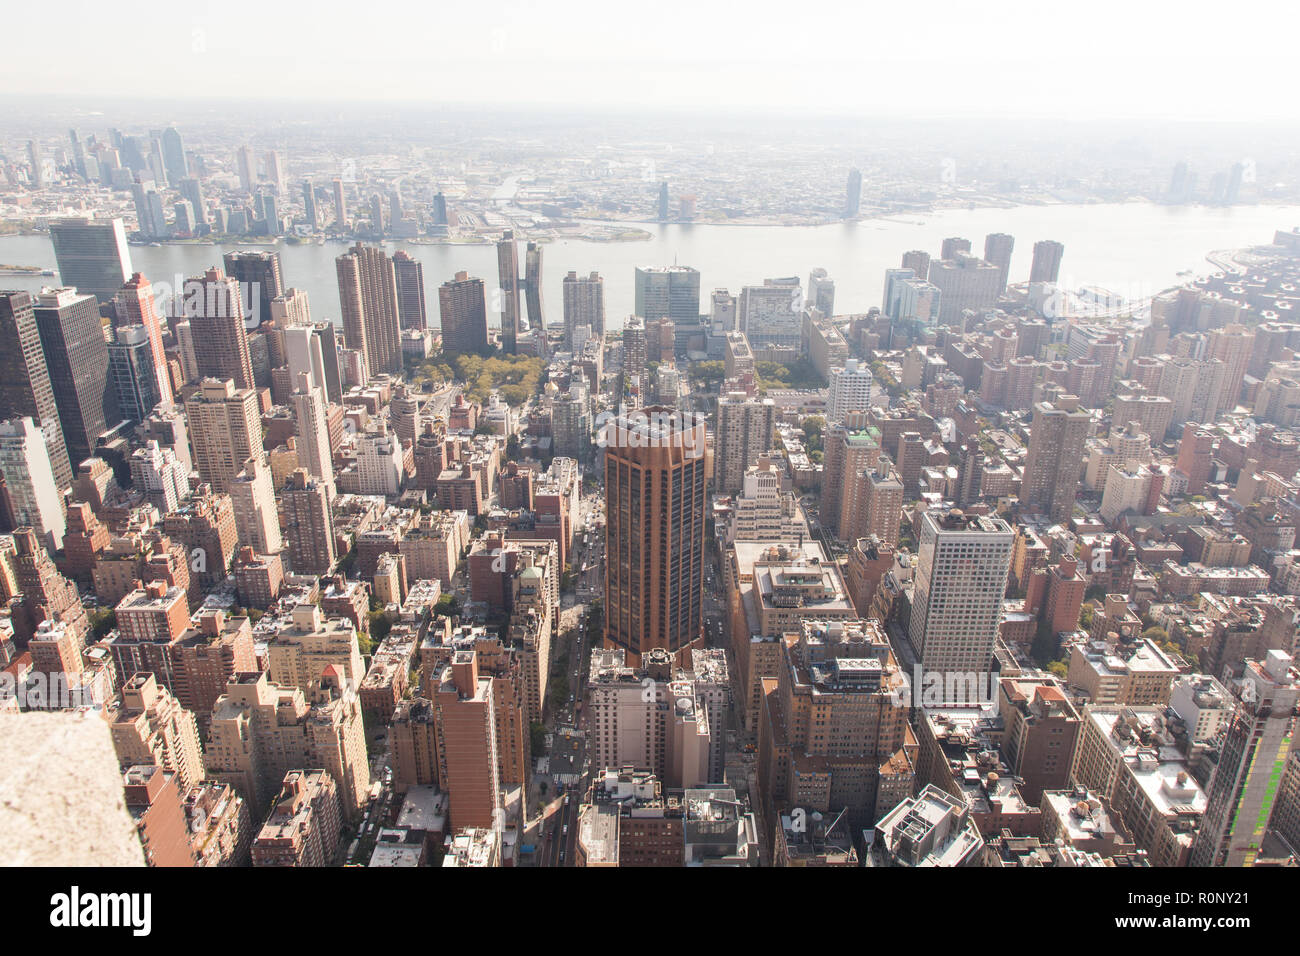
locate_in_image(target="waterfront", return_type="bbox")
[2,202,1298,330]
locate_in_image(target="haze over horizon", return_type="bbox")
[3,0,1298,122]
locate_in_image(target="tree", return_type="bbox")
[550,671,571,708]
[434,594,461,619]
[368,609,392,644]
[1141,625,1168,645]
[585,600,604,644]
[1031,619,1059,668]
[689,361,725,389]
[802,416,826,454]
[530,722,547,754]
[89,607,117,640]
[1047,660,1069,679]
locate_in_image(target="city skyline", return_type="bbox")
[3,2,1300,910]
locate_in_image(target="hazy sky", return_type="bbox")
[3,0,1297,120]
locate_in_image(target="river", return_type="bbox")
[2,202,1298,331]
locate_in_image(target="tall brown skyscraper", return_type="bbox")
[1021,396,1090,523]
[603,406,707,664]
[282,469,336,575]
[438,272,488,356]
[0,291,73,490]
[336,242,401,376]
[431,650,502,830]
[497,231,522,354]
[179,267,255,391]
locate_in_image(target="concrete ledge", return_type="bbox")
[0,712,145,866]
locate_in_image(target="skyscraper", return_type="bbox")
[827,359,874,424]
[908,509,1014,688]
[184,378,262,493]
[291,373,335,491]
[807,267,835,317]
[392,250,427,331]
[113,273,174,407]
[984,232,1015,295]
[332,179,347,230]
[497,231,522,354]
[603,406,707,664]
[282,469,336,575]
[927,253,1001,325]
[901,250,930,281]
[27,140,45,188]
[160,127,188,185]
[714,393,776,494]
[177,267,256,391]
[108,325,163,424]
[431,650,502,830]
[336,242,401,376]
[301,180,318,230]
[0,416,66,553]
[882,267,917,318]
[523,241,545,337]
[941,237,972,260]
[131,183,169,239]
[1021,397,1090,523]
[264,150,284,192]
[438,272,488,356]
[0,291,73,490]
[634,266,701,327]
[1191,652,1300,867]
[48,217,133,306]
[229,453,283,555]
[222,251,283,330]
[312,323,344,405]
[235,146,256,192]
[1030,240,1065,284]
[33,287,122,469]
[845,167,862,217]
[1206,324,1254,414]
[739,278,803,350]
[68,129,87,179]
[179,179,207,228]
[621,318,647,400]
[284,326,326,395]
[562,270,605,347]
[657,181,670,221]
